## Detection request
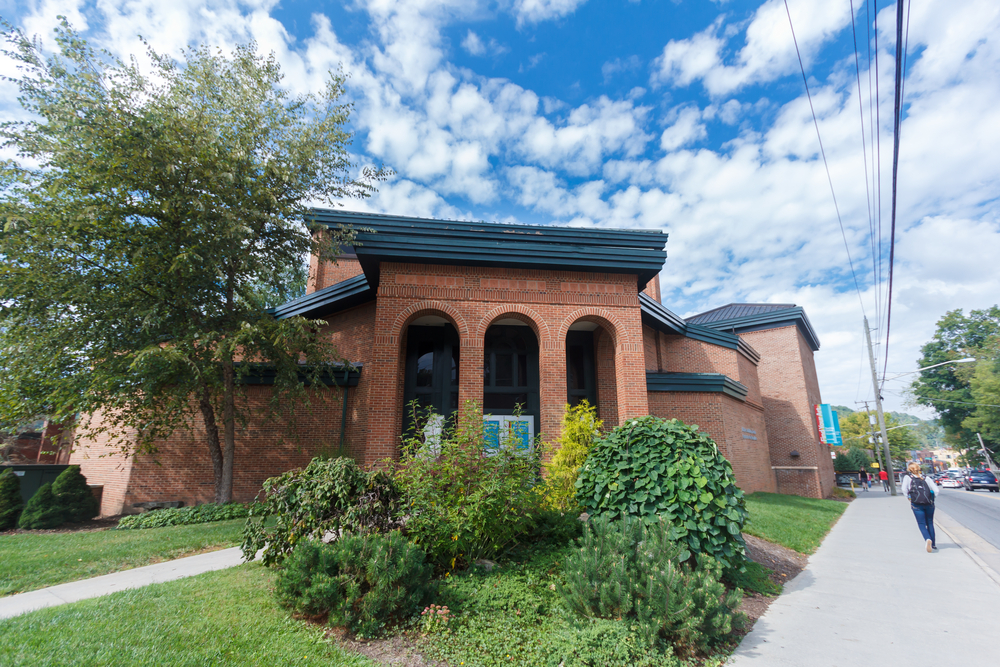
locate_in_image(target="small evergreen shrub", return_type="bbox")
[117,503,249,529]
[242,456,402,566]
[575,415,748,569]
[542,401,602,511]
[392,401,542,568]
[275,531,432,637]
[0,468,24,530]
[17,482,64,530]
[549,619,681,667]
[723,560,782,596]
[52,465,99,523]
[559,514,743,658]
[831,487,856,500]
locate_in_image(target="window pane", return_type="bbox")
[484,392,528,410]
[568,345,587,390]
[451,346,459,384]
[495,353,513,386]
[483,351,491,386]
[416,342,434,387]
[517,354,527,387]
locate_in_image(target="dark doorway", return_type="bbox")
[403,323,460,433]
[566,329,597,408]
[483,324,540,433]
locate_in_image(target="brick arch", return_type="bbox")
[390,300,470,340]
[557,308,629,348]
[476,304,551,348]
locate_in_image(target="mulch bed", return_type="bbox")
[1,516,124,535]
[735,533,809,629]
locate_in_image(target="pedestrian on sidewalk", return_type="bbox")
[901,462,939,553]
[859,470,870,491]
[879,468,889,492]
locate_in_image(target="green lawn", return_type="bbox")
[743,492,848,554]
[0,563,374,667]
[0,519,246,596]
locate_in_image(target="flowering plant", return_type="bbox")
[420,604,452,635]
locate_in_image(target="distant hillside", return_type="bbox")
[830,405,946,451]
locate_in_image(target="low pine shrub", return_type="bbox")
[17,482,64,530]
[52,465,99,523]
[723,560,782,596]
[548,619,680,667]
[575,415,749,569]
[117,503,249,529]
[559,514,743,658]
[242,456,402,566]
[0,468,24,530]
[392,402,542,568]
[275,531,432,637]
[542,401,602,512]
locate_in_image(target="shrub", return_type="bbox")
[0,468,24,530]
[275,531,432,637]
[542,401,602,512]
[524,508,584,546]
[392,401,542,568]
[575,415,748,569]
[831,487,856,500]
[117,503,249,529]
[17,482,64,530]
[548,619,680,667]
[559,514,743,658]
[242,456,402,566]
[52,465,99,523]
[723,560,782,596]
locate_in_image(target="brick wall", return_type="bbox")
[737,326,834,498]
[363,262,650,466]
[69,411,138,516]
[647,391,776,494]
[308,255,364,293]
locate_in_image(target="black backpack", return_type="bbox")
[908,475,934,505]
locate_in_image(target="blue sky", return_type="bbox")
[2,0,1000,416]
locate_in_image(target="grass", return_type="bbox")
[743,492,848,554]
[0,519,246,596]
[0,563,374,667]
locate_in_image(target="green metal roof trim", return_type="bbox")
[686,306,821,351]
[306,209,668,287]
[270,274,374,320]
[639,294,762,362]
[238,363,362,387]
[646,372,748,401]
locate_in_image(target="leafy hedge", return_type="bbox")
[0,468,23,530]
[117,503,249,529]
[575,416,748,569]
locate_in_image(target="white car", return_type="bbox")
[939,476,963,488]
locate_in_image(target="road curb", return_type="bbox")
[936,515,1000,589]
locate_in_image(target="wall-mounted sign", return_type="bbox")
[484,416,534,454]
[741,427,758,441]
[815,404,843,446]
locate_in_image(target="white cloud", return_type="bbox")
[652,0,853,95]
[659,106,707,151]
[601,55,641,84]
[511,0,588,28]
[461,29,485,55]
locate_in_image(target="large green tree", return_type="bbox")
[0,20,386,502]
[837,411,919,468]
[910,307,1000,461]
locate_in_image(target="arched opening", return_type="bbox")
[483,320,540,435]
[565,319,617,425]
[402,314,460,435]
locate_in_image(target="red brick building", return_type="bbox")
[71,211,834,515]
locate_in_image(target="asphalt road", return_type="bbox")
[935,486,1000,550]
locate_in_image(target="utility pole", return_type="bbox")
[976,433,999,478]
[865,317,897,496]
[862,402,884,471]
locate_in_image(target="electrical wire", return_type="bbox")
[881,0,911,386]
[850,0,877,303]
[782,0,867,317]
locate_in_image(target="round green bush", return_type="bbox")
[52,465,99,523]
[575,416,748,569]
[0,468,24,530]
[275,531,432,637]
[18,482,65,530]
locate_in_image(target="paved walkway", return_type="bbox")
[0,546,248,620]
[729,491,1000,666]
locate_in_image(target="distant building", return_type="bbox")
[70,211,835,515]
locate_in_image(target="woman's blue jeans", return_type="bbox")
[911,503,936,546]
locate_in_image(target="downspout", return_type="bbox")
[339,367,350,453]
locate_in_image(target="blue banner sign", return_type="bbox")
[815,404,843,446]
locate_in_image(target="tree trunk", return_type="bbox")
[199,384,225,501]
[219,353,236,504]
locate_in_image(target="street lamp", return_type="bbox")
[883,357,976,381]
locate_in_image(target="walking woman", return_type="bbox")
[901,462,939,552]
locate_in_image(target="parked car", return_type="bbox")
[964,471,999,492]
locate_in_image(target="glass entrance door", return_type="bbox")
[403,324,460,432]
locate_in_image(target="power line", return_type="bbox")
[881,0,909,384]
[782,0,867,317]
[849,0,876,304]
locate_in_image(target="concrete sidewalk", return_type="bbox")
[0,546,248,620]
[729,492,999,666]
